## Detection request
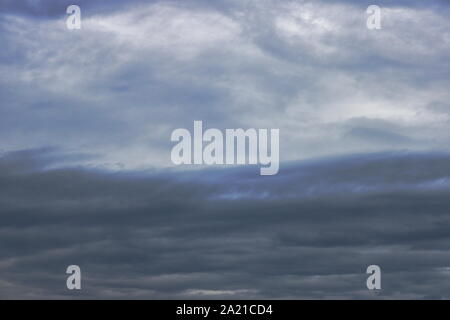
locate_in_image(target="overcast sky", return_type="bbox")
[1,0,450,299]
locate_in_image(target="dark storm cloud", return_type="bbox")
[1,149,450,299]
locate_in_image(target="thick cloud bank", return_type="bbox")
[1,149,450,299]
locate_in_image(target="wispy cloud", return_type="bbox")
[0,0,449,168]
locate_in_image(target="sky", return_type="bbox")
[0,0,450,299]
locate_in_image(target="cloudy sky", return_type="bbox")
[0,0,450,299]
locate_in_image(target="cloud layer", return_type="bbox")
[1,0,450,299]
[1,149,450,299]
[0,0,449,168]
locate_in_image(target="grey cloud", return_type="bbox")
[1,149,450,298]
[1,0,450,300]
[0,0,449,167]
[0,1,448,161]
[0,0,157,19]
